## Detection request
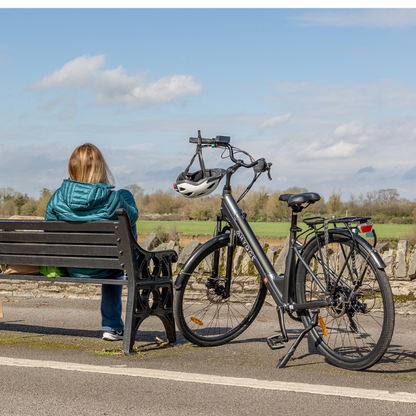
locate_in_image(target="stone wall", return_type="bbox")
[1,233,415,304]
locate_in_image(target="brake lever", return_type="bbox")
[253,158,266,173]
[266,163,273,180]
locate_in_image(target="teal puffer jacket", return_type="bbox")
[45,179,139,278]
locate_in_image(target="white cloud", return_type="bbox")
[259,113,291,132]
[28,54,204,107]
[303,140,363,159]
[334,121,364,138]
[291,9,416,28]
[29,55,105,90]
[94,68,203,106]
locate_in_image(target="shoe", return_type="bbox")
[102,330,123,341]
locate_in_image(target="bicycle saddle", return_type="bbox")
[279,192,320,207]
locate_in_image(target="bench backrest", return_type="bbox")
[0,209,134,271]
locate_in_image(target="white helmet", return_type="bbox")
[174,144,226,198]
[174,168,226,198]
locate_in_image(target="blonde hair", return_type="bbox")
[68,143,114,185]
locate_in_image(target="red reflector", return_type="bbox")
[357,223,373,233]
[173,183,177,189]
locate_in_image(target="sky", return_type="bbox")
[1,6,416,202]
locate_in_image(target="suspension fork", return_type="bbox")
[224,228,236,296]
[210,212,236,297]
[207,214,224,288]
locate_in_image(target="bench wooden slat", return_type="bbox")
[0,254,122,269]
[0,274,174,286]
[0,220,118,232]
[0,274,129,285]
[0,243,118,257]
[0,232,116,244]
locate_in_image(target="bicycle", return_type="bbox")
[173,131,395,370]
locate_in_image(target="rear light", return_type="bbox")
[357,223,373,233]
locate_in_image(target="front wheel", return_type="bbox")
[296,232,395,370]
[174,234,267,347]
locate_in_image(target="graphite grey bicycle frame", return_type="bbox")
[220,191,329,312]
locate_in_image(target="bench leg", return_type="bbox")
[156,285,176,344]
[122,279,137,355]
[123,282,176,353]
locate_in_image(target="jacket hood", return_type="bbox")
[60,179,115,211]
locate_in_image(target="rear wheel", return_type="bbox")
[296,233,395,370]
[174,234,267,346]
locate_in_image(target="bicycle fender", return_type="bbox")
[174,233,231,291]
[354,233,387,269]
[309,230,386,270]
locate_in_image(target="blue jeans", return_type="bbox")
[101,269,125,331]
[101,224,138,332]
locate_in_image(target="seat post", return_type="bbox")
[290,206,301,232]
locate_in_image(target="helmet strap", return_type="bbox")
[184,142,207,177]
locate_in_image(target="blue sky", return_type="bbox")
[2,7,416,201]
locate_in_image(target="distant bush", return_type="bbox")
[153,224,179,243]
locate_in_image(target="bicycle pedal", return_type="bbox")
[267,334,286,350]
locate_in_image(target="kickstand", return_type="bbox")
[276,309,319,369]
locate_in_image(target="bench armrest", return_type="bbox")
[152,248,178,263]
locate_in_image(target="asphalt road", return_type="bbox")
[1,297,416,415]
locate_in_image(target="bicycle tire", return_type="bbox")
[296,232,395,370]
[174,234,267,347]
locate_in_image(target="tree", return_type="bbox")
[0,187,16,203]
[376,189,399,205]
[21,199,38,216]
[124,184,144,198]
[36,188,54,217]
[147,190,180,215]
[0,199,17,217]
[13,195,28,215]
[264,192,291,221]
[327,188,343,216]
[39,188,51,199]
[284,186,308,194]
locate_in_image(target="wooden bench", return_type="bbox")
[0,208,177,354]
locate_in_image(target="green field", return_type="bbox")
[137,220,415,240]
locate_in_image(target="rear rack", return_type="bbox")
[303,216,372,226]
[301,215,376,248]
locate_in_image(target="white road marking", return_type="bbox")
[1,356,415,403]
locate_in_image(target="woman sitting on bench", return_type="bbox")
[45,143,139,342]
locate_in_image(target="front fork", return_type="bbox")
[224,228,236,296]
[206,215,234,298]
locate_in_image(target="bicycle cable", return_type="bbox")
[220,145,272,203]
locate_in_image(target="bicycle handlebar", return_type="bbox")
[189,131,272,175]
[189,135,230,145]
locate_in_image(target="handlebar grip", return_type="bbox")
[253,158,266,173]
[189,137,215,144]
